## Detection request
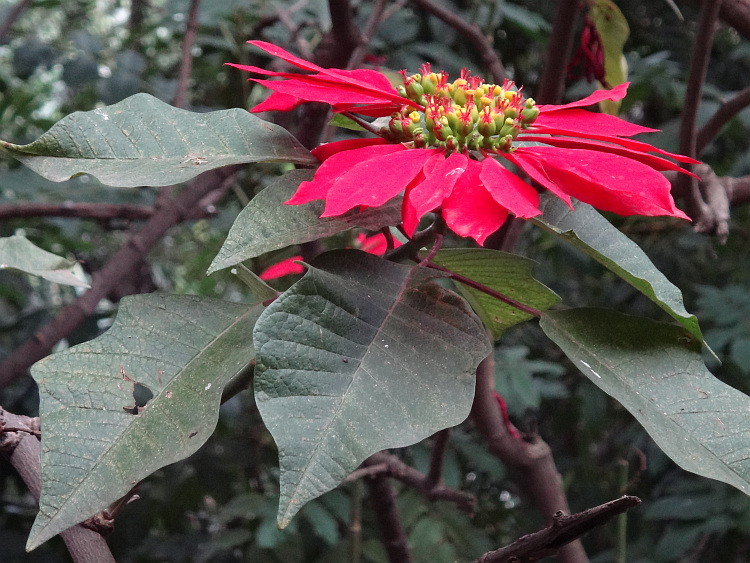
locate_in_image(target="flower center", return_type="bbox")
[381,65,539,154]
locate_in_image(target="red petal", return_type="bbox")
[259,256,305,280]
[251,92,303,113]
[360,233,401,255]
[322,148,440,216]
[533,109,658,137]
[537,83,630,112]
[479,158,542,218]
[518,135,693,174]
[287,144,405,205]
[407,152,467,220]
[511,147,690,219]
[442,160,509,245]
[520,127,700,164]
[252,78,397,106]
[248,41,325,73]
[312,138,388,162]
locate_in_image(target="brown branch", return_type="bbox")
[0,202,155,222]
[366,472,413,563]
[0,0,32,44]
[409,0,506,82]
[345,450,476,514]
[0,408,116,562]
[472,353,589,563]
[677,0,723,231]
[172,0,202,108]
[472,496,641,563]
[0,167,240,389]
[423,428,450,490]
[697,85,750,154]
[535,0,581,104]
[718,0,750,40]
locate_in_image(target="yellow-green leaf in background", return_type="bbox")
[590,0,630,115]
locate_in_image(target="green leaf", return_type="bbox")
[253,250,491,527]
[1,93,316,187]
[540,308,750,498]
[329,114,365,131]
[0,235,88,287]
[27,294,264,550]
[207,170,402,274]
[432,248,560,340]
[591,0,630,115]
[533,195,704,344]
[231,263,279,301]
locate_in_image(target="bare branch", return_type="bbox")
[366,472,413,563]
[423,429,450,490]
[0,0,33,44]
[409,0,506,82]
[0,167,240,389]
[535,0,581,104]
[697,85,750,154]
[0,408,116,562]
[472,353,589,563]
[172,0,202,108]
[677,0,723,231]
[0,202,155,222]
[472,496,641,563]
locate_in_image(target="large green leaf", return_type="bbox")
[207,170,402,274]
[534,195,703,343]
[27,294,264,550]
[253,250,491,527]
[432,248,560,340]
[541,308,750,497]
[1,94,316,187]
[0,235,88,287]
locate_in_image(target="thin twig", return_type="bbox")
[472,496,641,563]
[366,472,413,563]
[409,0,506,83]
[676,0,723,230]
[0,0,33,43]
[697,85,750,154]
[172,0,202,108]
[0,202,155,222]
[423,429,450,490]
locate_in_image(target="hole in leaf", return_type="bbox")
[123,382,154,415]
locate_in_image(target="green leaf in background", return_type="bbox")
[207,170,402,274]
[253,250,491,527]
[540,308,750,498]
[328,114,366,131]
[591,0,630,115]
[534,195,704,344]
[0,235,88,287]
[1,93,316,187]
[432,248,560,340]
[27,294,264,550]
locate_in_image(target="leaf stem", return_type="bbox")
[423,261,543,318]
[340,111,385,136]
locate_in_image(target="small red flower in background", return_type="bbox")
[230,42,694,245]
[568,15,607,85]
[259,233,400,280]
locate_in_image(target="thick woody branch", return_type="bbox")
[677,0,723,231]
[472,354,589,563]
[409,0,506,82]
[535,0,581,104]
[472,496,641,563]
[0,408,115,562]
[718,0,750,40]
[0,167,239,389]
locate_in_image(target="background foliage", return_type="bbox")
[2,0,750,561]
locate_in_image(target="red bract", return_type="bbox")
[259,233,400,280]
[231,43,694,245]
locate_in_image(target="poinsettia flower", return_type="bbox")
[259,233,400,280]
[231,42,695,245]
